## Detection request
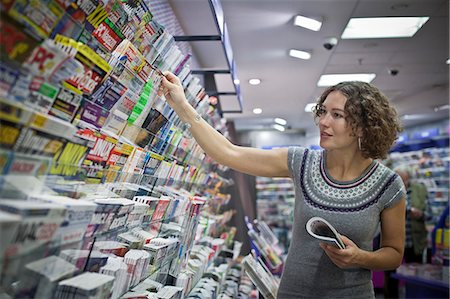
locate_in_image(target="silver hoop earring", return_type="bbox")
[358,137,362,151]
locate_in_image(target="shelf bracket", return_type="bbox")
[173,35,221,42]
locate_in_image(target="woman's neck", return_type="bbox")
[325,149,373,182]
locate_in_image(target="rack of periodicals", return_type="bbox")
[255,177,294,253]
[245,217,284,277]
[242,253,279,299]
[0,1,238,299]
[389,147,449,225]
[388,147,449,288]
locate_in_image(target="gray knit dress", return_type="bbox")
[277,147,406,299]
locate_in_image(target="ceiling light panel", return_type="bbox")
[289,49,311,60]
[317,74,376,87]
[294,15,322,31]
[274,118,287,125]
[249,78,261,85]
[304,103,316,112]
[341,17,429,39]
[273,124,286,132]
[253,108,262,114]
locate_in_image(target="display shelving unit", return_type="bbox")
[0,1,242,298]
[255,177,294,254]
[389,147,449,225]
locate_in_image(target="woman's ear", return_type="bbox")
[356,127,363,138]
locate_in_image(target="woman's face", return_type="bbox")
[317,90,358,151]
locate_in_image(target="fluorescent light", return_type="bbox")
[402,114,428,120]
[342,17,429,39]
[274,118,287,125]
[249,78,261,85]
[294,15,322,31]
[317,73,376,87]
[234,79,240,84]
[304,103,316,112]
[446,59,450,64]
[289,49,311,60]
[253,108,262,114]
[273,124,286,132]
[434,104,450,112]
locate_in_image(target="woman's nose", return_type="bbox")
[319,112,331,126]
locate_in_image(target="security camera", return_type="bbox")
[323,37,338,50]
[388,68,399,76]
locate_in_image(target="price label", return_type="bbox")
[31,114,48,128]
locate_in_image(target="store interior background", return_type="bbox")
[165,0,449,254]
[0,0,448,298]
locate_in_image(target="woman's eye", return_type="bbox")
[332,112,343,119]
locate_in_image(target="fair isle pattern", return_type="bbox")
[319,152,379,188]
[300,149,398,212]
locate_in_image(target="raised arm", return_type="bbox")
[158,72,289,178]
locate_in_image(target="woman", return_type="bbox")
[159,72,406,298]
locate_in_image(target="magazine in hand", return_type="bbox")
[306,217,345,249]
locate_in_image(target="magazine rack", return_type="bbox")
[0,0,233,298]
[244,217,284,275]
[242,253,279,299]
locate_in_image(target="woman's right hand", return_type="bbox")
[158,71,187,110]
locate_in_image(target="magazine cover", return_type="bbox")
[306,217,345,249]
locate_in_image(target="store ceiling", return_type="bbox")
[168,0,449,135]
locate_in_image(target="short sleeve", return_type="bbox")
[288,146,306,181]
[383,174,407,209]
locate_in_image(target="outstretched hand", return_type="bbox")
[320,235,362,269]
[157,71,185,108]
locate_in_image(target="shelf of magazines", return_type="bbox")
[153,176,243,297]
[242,253,280,299]
[0,146,228,299]
[0,94,227,177]
[176,209,244,297]
[245,217,284,277]
[256,177,295,254]
[388,147,450,224]
[0,0,232,298]
[0,97,233,194]
[0,179,209,299]
[0,150,228,201]
[184,248,248,299]
[0,0,231,190]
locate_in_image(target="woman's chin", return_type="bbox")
[319,141,329,149]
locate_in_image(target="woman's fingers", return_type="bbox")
[163,71,181,85]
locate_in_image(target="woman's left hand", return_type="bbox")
[320,235,362,269]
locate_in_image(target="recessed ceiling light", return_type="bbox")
[317,73,376,87]
[273,124,286,132]
[234,79,240,84]
[304,103,316,112]
[289,49,311,60]
[274,118,287,125]
[341,17,429,39]
[446,59,450,64]
[249,78,261,85]
[253,108,262,114]
[294,15,322,31]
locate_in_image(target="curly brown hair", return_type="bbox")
[313,81,403,159]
